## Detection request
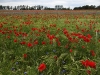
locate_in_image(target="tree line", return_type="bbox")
[74,5,100,10]
[0,5,100,10]
[0,5,70,10]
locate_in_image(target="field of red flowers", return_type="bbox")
[0,10,100,75]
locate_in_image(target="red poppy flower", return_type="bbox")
[78,34,84,39]
[54,56,58,61]
[57,42,61,46]
[20,41,26,45]
[15,33,20,37]
[63,28,68,34]
[98,39,100,42]
[89,61,96,69]
[0,24,3,28]
[0,30,2,33]
[90,50,96,56]
[7,35,10,39]
[83,37,90,42]
[22,32,27,37]
[42,41,46,45]
[31,28,37,31]
[81,59,96,69]
[69,49,73,53]
[34,40,38,45]
[49,35,55,40]
[81,60,89,68]
[87,34,92,39]
[1,31,5,34]
[38,63,46,72]
[23,54,27,58]
[14,39,17,42]
[82,46,85,49]
[27,42,33,47]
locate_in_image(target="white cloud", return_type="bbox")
[0,0,100,9]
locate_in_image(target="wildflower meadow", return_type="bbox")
[0,10,100,75]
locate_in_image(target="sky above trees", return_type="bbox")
[0,0,100,9]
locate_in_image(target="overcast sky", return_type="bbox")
[0,0,100,9]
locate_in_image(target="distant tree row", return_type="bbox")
[74,5,100,10]
[0,5,100,10]
[0,5,70,10]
